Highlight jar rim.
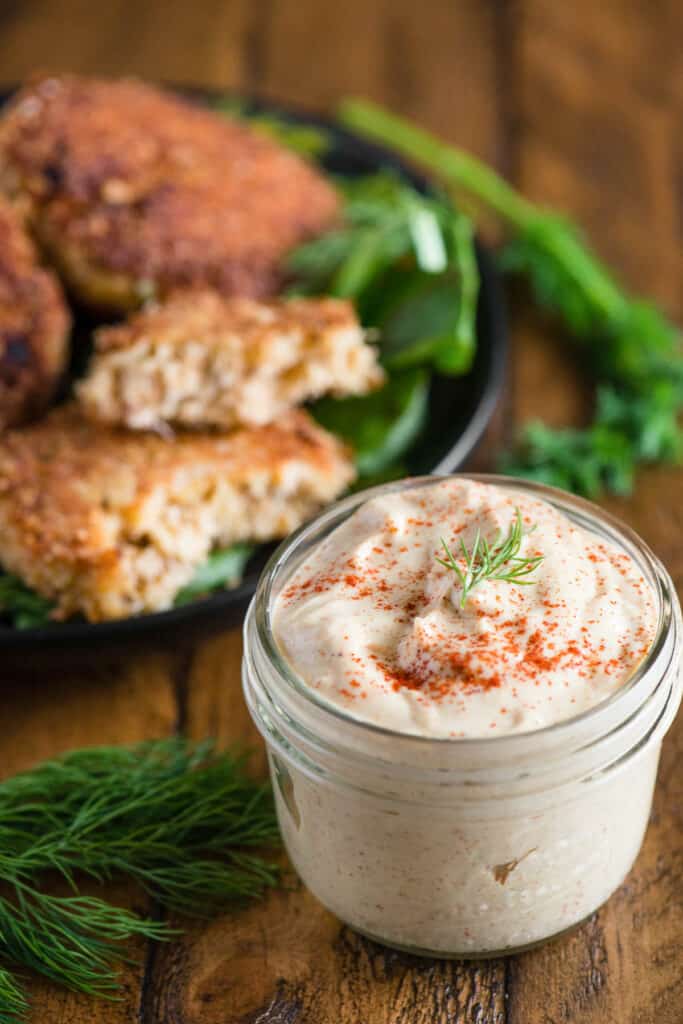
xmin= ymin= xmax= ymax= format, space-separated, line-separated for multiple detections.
xmin=253 ymin=473 xmax=674 ymax=749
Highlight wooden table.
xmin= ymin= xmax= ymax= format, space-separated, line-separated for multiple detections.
xmin=1 ymin=2 xmax=682 ymax=1021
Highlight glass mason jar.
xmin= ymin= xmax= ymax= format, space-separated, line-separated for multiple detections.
xmin=242 ymin=475 xmax=682 ymax=957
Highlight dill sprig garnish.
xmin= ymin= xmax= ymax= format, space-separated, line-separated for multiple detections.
xmin=437 ymin=509 xmax=544 ymax=608
xmin=0 ymin=739 xmax=280 ymax=1022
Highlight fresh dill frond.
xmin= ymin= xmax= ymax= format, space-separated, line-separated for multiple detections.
xmin=0 ymin=739 xmax=280 ymax=1020
xmin=0 ymin=889 xmax=171 ymax=997
xmin=0 ymin=964 xmax=29 ymax=1024
xmin=437 ymin=509 xmax=544 ymax=608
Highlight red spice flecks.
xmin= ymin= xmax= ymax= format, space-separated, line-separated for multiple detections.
xmin=375 ymin=649 xmax=502 ymax=698
xmin=278 ymin=482 xmax=656 ymax=713
xmin=524 ymin=630 xmax=557 ymax=673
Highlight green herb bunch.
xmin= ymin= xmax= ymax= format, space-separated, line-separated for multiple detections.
xmin=289 ymin=172 xmax=479 ymax=477
xmin=338 ymin=99 xmax=683 ymax=498
xmin=0 ymin=739 xmax=279 ymax=1023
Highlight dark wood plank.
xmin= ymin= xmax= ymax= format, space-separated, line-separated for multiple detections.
xmin=255 ymin=0 xmax=502 ymax=163
xmin=515 ymin=0 xmax=683 ymax=309
xmin=0 ymin=0 xmax=252 ymax=87
xmin=147 ymin=891 xmax=506 ymax=1023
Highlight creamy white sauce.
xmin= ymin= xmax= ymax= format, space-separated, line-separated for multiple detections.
xmin=273 ymin=478 xmax=657 ymax=737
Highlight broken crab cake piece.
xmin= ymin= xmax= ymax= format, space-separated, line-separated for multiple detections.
xmin=77 ymin=291 xmax=384 ymax=431
xmin=0 ymin=74 xmax=339 ymax=311
xmin=0 ymin=194 xmax=70 ymax=430
xmin=0 ymin=405 xmax=355 ymax=622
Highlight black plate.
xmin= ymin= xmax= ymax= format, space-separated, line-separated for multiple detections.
xmin=0 ymin=89 xmax=507 ymax=667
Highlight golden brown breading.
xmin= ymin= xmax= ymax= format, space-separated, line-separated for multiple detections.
xmin=0 ymin=405 xmax=355 ymax=621
xmin=77 ymin=290 xmax=384 ymax=431
xmin=0 ymin=195 xmax=70 ymax=429
xmin=0 ymin=75 xmax=339 ymax=311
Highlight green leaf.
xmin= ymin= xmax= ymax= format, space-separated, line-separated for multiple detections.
xmin=350 ymin=461 xmax=408 ymax=492
xmin=213 ymin=97 xmax=330 ymax=158
xmin=311 ymin=369 xmax=429 ymax=476
xmin=330 ymin=225 xmax=405 ymax=299
xmin=288 ymin=170 xmax=479 ymax=379
xmin=377 ymin=269 xmax=474 ymax=375
xmin=286 ymin=230 xmax=355 ymax=291
xmin=447 ymin=213 xmax=479 ymax=374
xmin=174 ymin=544 xmax=255 ymax=605
xmin=499 ymin=215 xmax=623 ymax=335
xmin=0 ymin=574 xmax=54 ymax=629
xmin=0 ymin=545 xmax=255 ymax=630
xmin=407 ymin=204 xmax=448 ymax=272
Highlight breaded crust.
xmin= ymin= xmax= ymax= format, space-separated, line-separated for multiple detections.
xmin=78 ymin=290 xmax=384 ymax=431
xmin=0 ymin=405 xmax=355 ymax=621
xmin=0 ymin=195 xmax=70 ymax=429
xmin=0 ymin=75 xmax=339 ymax=311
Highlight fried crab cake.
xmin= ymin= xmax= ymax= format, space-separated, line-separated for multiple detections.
xmin=0 ymin=75 xmax=339 ymax=311
xmin=0 ymin=405 xmax=354 ymax=621
xmin=0 ymin=195 xmax=70 ymax=429
xmin=77 ymin=291 xmax=384 ymax=431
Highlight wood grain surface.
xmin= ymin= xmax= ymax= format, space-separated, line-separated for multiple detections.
xmin=0 ymin=2 xmax=681 ymax=1022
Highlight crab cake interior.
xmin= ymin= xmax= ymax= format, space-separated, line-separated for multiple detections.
xmin=0 ymin=406 xmax=355 ymax=622
xmin=0 ymin=75 xmax=339 ymax=312
xmin=0 ymin=196 xmax=70 ymax=430
xmin=78 ymin=291 xmax=384 ymax=431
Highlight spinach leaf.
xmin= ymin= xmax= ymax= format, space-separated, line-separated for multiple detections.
xmin=373 ymin=269 xmax=473 ymax=374
xmin=174 ymin=545 xmax=255 ymax=605
xmin=0 ymin=574 xmax=54 ymax=630
xmin=288 ymin=172 xmax=479 ymax=377
xmin=214 ymin=98 xmax=331 ymax=158
xmin=310 ymin=369 xmax=429 ymax=476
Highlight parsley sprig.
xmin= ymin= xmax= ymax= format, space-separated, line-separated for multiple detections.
xmin=437 ymin=509 xmax=544 ymax=608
